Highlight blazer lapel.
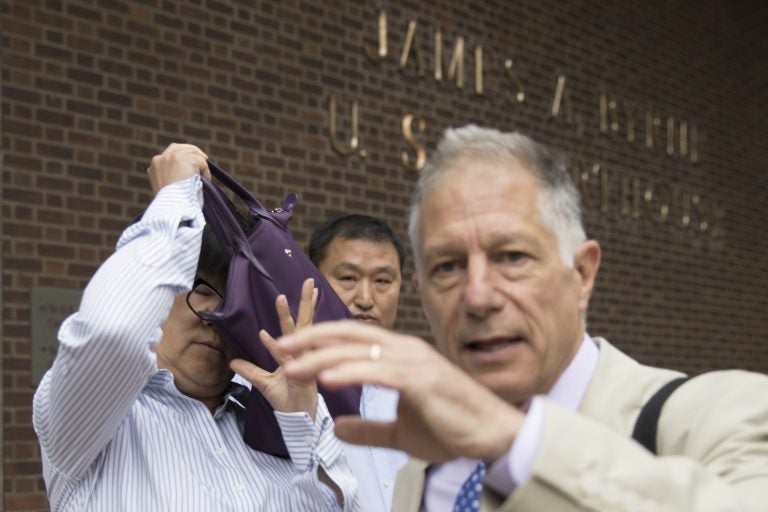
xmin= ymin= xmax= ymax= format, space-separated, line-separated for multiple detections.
xmin=392 ymin=458 xmax=430 ymax=512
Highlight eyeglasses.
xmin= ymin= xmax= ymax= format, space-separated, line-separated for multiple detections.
xmin=186 ymin=277 xmax=223 ymax=320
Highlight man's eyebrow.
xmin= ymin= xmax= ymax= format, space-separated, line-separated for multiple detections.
xmin=423 ymin=231 xmax=540 ymax=258
xmin=332 ymin=261 xmax=399 ymax=277
xmin=422 ymin=242 xmax=464 ymax=259
xmin=372 ymin=266 xmax=399 ymax=277
xmin=330 ymin=261 xmax=361 ymax=272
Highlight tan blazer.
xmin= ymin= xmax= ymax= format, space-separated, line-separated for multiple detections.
xmin=392 ymin=338 xmax=768 ymax=512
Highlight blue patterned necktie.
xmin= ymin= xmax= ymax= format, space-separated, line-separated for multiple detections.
xmin=453 ymin=462 xmax=487 ymax=512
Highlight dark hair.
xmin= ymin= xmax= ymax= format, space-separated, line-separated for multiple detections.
xmin=196 ymin=225 xmax=231 ymax=288
xmin=196 ymin=194 xmax=249 ymax=289
xmin=309 ymin=214 xmax=406 ymax=271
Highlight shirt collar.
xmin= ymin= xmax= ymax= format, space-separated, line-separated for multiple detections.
xmin=546 ymin=332 xmax=600 ymax=411
xmin=148 ymin=369 xmax=249 ymax=417
xmin=225 ymin=382 xmax=250 ymax=409
xmin=213 ymin=382 xmax=250 ymax=419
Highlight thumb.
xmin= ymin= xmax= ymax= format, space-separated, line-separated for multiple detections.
xmin=230 ymin=358 xmax=273 ymax=396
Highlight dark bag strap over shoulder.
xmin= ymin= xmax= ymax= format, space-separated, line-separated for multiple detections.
xmin=632 ymin=376 xmax=691 ymax=454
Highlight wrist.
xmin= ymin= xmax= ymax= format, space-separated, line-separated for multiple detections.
xmin=287 ymin=385 xmax=318 ymax=421
xmin=482 ymin=404 xmax=524 ymax=463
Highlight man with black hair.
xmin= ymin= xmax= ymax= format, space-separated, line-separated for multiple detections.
xmin=309 ymin=214 xmax=406 ymax=330
xmin=309 ymin=214 xmax=409 ymax=511
xmin=33 ymin=144 xmax=362 ymax=511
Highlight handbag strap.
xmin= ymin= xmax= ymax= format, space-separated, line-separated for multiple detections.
xmin=631 ymin=376 xmax=690 ymax=454
xmin=201 ymin=172 xmax=273 ymax=280
xmin=207 ymin=160 xmax=271 ymax=217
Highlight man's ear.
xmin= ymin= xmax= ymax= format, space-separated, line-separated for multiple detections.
xmin=573 ymin=240 xmax=601 ymax=312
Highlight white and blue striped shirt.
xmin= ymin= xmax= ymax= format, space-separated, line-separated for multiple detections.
xmin=33 ymin=176 xmax=361 ymax=511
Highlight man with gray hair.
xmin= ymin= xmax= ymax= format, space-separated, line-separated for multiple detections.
xmin=277 ymin=125 xmax=768 ymax=511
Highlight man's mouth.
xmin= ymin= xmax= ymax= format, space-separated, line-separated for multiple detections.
xmin=196 ymin=341 xmax=226 ymax=355
xmin=354 ymin=314 xmax=379 ymax=325
xmin=463 ymin=337 xmax=524 ymax=352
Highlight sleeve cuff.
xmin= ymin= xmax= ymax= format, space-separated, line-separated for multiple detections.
xmin=486 ymin=395 xmax=545 ymax=495
xmin=275 ymin=395 xmax=342 ymax=471
xmin=118 ymin=175 xmax=204 ymax=249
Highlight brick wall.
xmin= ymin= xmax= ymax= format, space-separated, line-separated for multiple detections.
xmin=2 ymin=0 xmax=766 ymax=509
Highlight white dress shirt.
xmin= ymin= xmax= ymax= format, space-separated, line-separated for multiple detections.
xmin=33 ymin=176 xmax=362 ymax=511
xmin=422 ymin=334 xmax=600 ymax=511
xmin=342 ymin=384 xmax=409 ymax=511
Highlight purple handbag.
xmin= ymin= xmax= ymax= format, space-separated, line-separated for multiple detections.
xmin=200 ymin=160 xmax=360 ymax=457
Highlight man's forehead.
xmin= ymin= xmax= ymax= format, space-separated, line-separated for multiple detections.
xmin=417 ymin=167 xmax=547 ymax=253
xmin=439 ymin=152 xmax=530 ymax=179
xmin=423 ymin=157 xmax=538 ymax=205
xmin=329 ymin=236 xmax=398 ymax=254
xmin=325 ymin=237 xmax=401 ymax=267
xmin=420 ymin=163 xmax=539 ymax=214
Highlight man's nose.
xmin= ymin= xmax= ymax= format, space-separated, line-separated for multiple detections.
xmin=354 ymin=280 xmax=374 ymax=310
xmin=464 ymin=259 xmax=503 ymax=318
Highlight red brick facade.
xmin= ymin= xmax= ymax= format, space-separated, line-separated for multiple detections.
xmin=2 ymin=1 xmax=766 ymax=509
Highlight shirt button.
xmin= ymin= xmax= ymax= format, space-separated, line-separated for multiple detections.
xmin=303 ymin=435 xmax=314 ymax=445
xmin=233 ymin=483 xmax=244 ymax=492
xmin=383 ymin=481 xmax=390 ymax=488
xmin=214 ymin=447 xmax=225 ymax=456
